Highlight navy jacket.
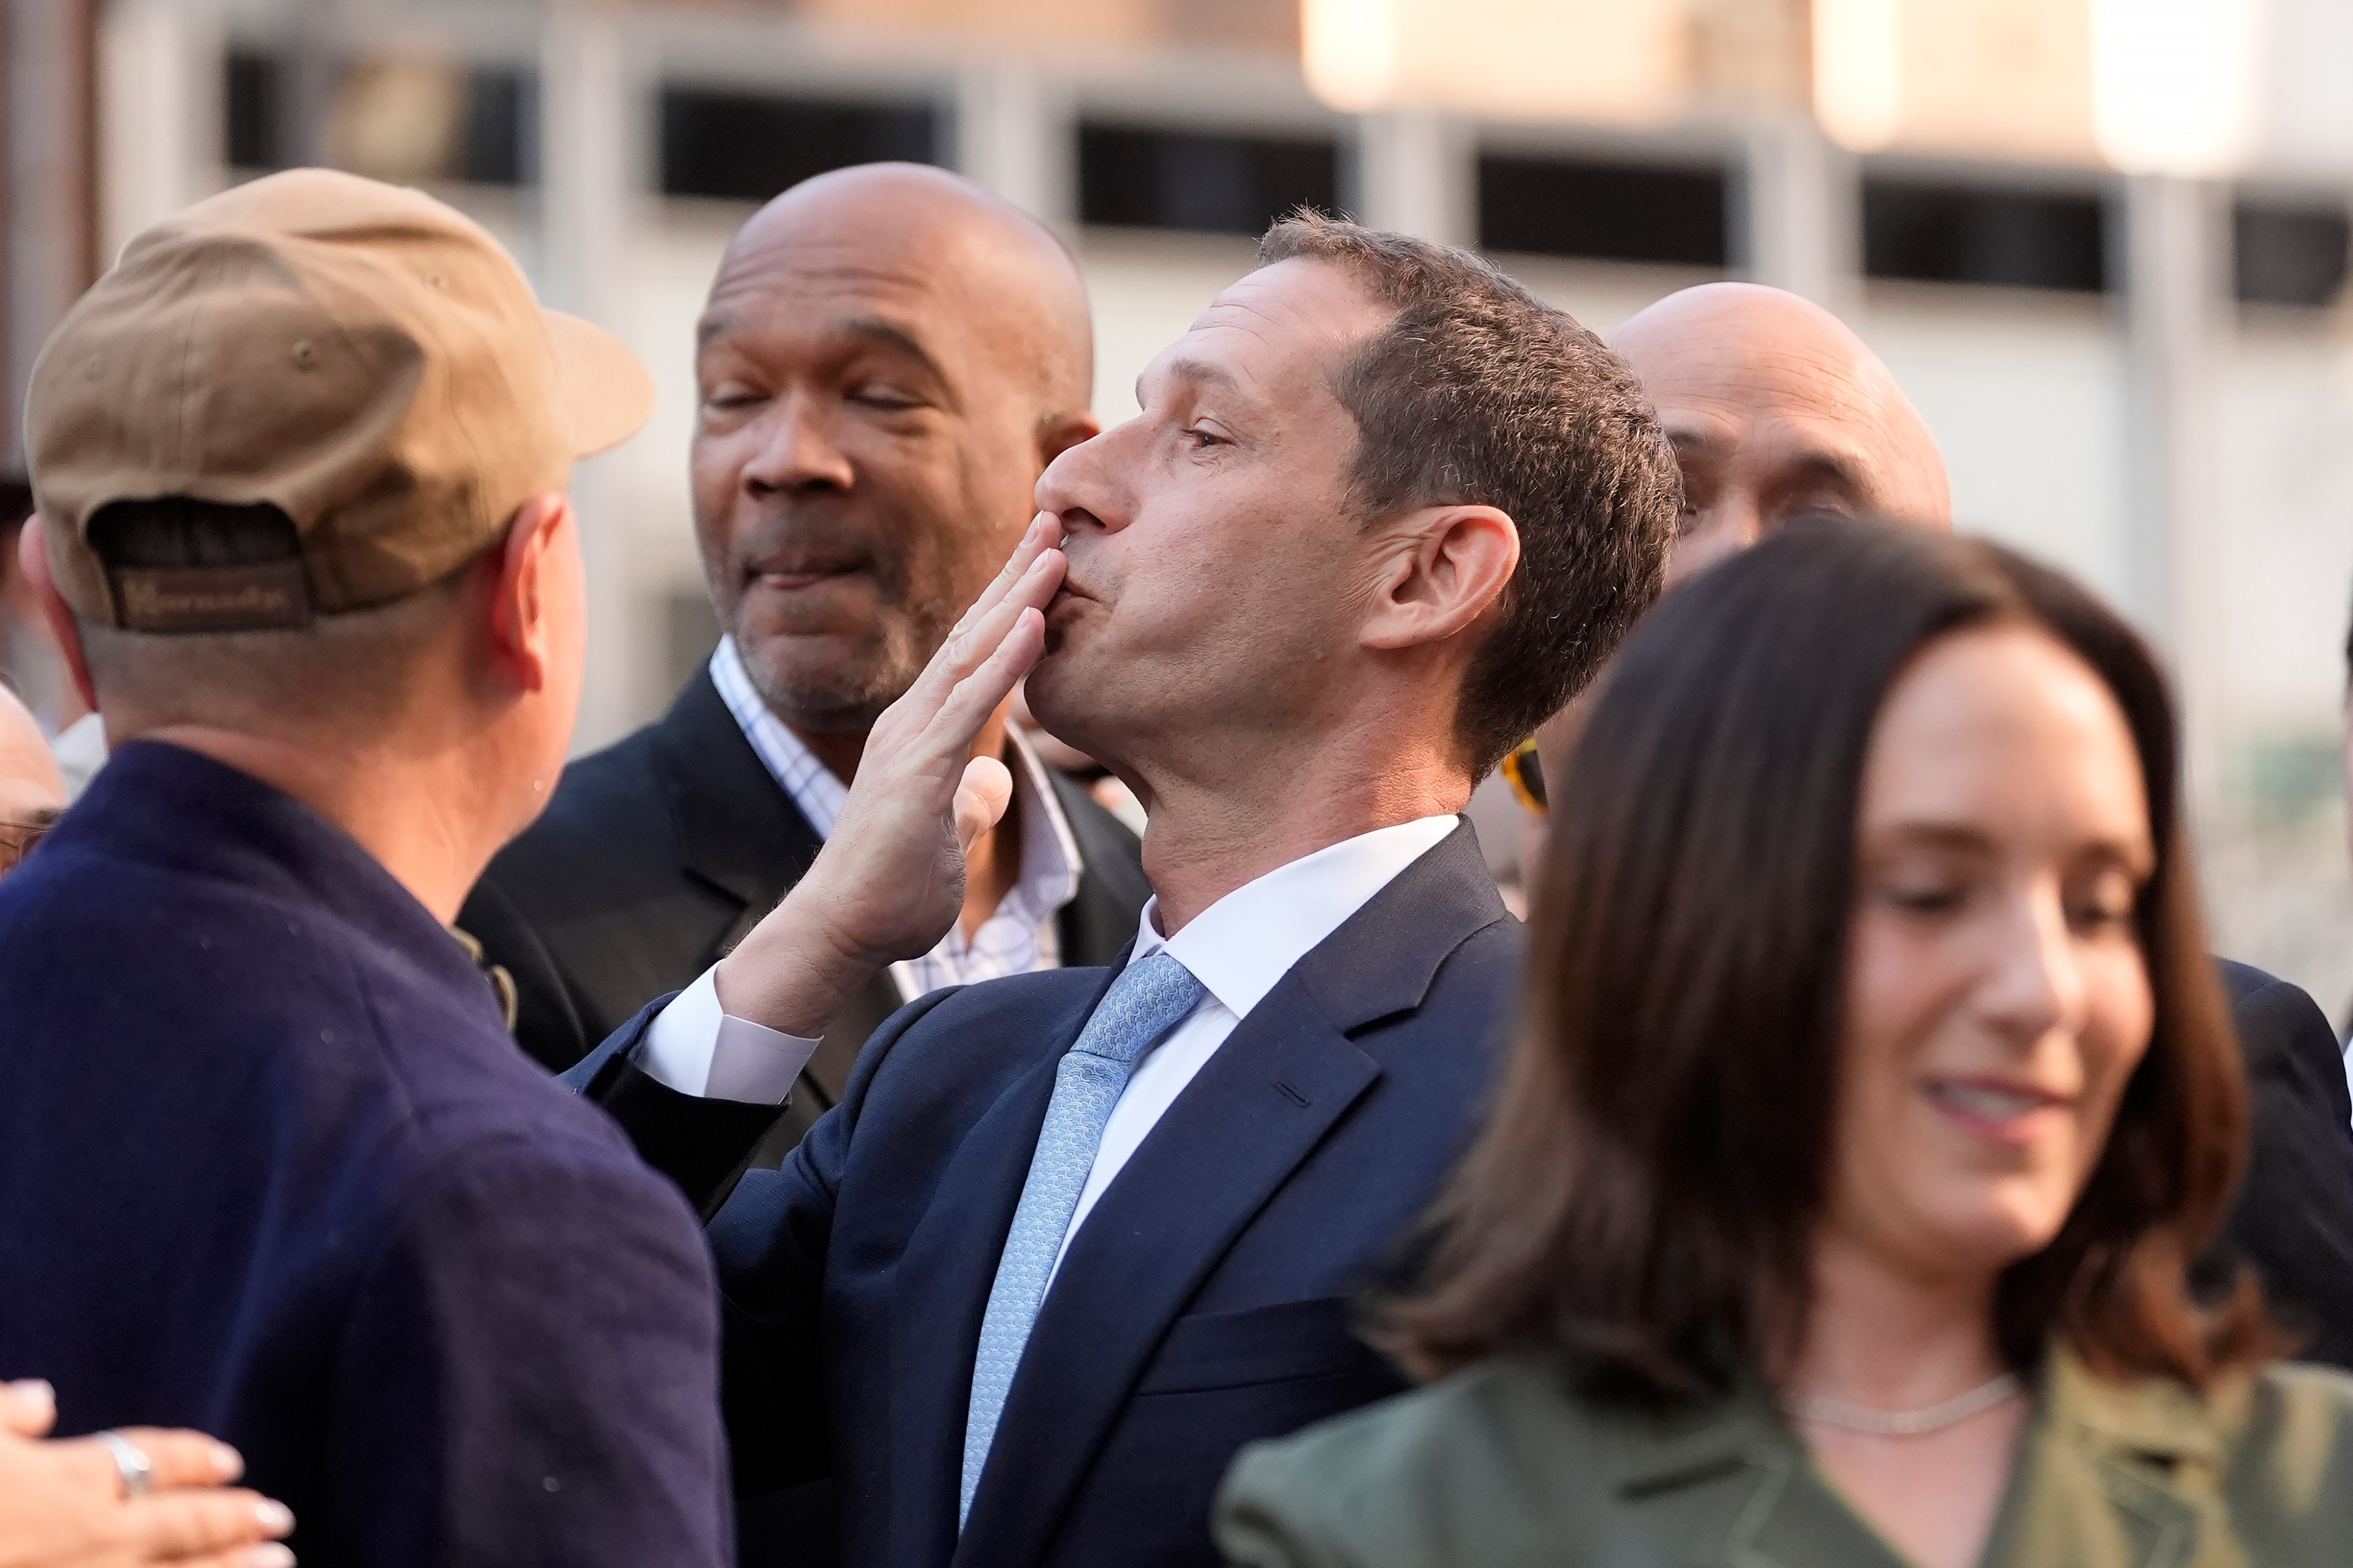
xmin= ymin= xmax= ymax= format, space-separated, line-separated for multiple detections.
xmin=574 ymin=823 xmax=1517 ymax=1568
xmin=0 ymin=741 xmax=730 ymax=1568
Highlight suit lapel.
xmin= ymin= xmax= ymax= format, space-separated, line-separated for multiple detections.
xmin=955 ymin=822 xmax=1509 ymax=1565
xmin=1601 ymin=1386 xmax=1909 ymax=1568
xmin=882 ymin=968 xmax=1120 ymax=1568
xmin=1048 ymin=771 xmax=1153 ymax=969
xmin=1977 ymin=1350 xmax=2219 ymax=1568
xmin=649 ymin=665 xmax=825 ymax=944
xmin=955 ymin=985 xmax=1381 ymax=1566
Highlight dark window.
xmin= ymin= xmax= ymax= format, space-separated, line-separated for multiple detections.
xmin=1477 ymin=154 xmax=1727 ymax=268
xmin=1077 ymin=123 xmax=1339 ymax=235
xmin=226 ymin=49 xmax=282 ymax=170
xmin=224 ymin=52 xmax=532 ymax=185
xmin=1863 ymin=179 xmax=2107 ymax=292
xmin=658 ymin=88 xmax=939 ymax=202
xmin=461 ymin=67 xmax=536 ymax=187
xmin=2234 ymin=199 xmax=2350 ymax=308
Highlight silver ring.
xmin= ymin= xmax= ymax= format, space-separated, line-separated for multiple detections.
xmin=95 ymin=1431 xmax=152 ymax=1499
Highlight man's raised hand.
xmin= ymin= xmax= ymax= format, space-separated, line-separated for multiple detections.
xmin=712 ymin=515 xmax=1067 ymax=1037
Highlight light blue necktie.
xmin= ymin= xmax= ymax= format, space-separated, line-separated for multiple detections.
xmin=959 ymin=950 xmax=1208 ymax=1526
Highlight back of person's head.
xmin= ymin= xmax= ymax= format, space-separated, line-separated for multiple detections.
xmin=22 ymin=169 xmax=650 ymax=758
xmin=1254 ymin=216 xmax=1679 ymax=776
xmin=1387 ymin=515 xmax=2256 ymax=1397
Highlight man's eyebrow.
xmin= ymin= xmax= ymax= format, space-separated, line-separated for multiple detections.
xmin=1137 ymin=357 xmax=1249 ymax=409
xmin=693 ymin=313 xmax=947 ymax=385
xmin=1777 ymin=449 xmax=1870 ymax=491
xmin=839 ymin=316 xmax=948 ymax=381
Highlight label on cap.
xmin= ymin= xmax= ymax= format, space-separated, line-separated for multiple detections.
xmin=110 ymin=562 xmax=314 ymax=634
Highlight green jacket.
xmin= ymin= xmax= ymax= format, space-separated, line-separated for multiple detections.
xmin=1214 ymin=1347 xmax=2353 ymax=1567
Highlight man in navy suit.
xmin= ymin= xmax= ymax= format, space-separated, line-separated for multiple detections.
xmin=571 ymin=216 xmax=1681 ymax=1567
xmin=0 ymin=171 xmax=729 ymax=1567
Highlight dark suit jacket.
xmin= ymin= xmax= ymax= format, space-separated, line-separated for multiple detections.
xmin=459 ymin=663 xmax=1151 ymax=1153
xmin=0 ymin=741 xmax=728 ymax=1568
xmin=572 ymin=824 xmax=1517 ymax=1568
xmin=2213 ymin=960 xmax=2353 ymax=1368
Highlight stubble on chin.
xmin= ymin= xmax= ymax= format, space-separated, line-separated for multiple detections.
xmin=726 ymin=600 xmax=947 ymax=735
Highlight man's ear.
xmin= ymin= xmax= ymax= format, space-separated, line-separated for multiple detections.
xmin=485 ymin=490 xmax=572 ymax=694
xmin=1360 ymin=504 xmax=1521 ymax=653
xmin=17 ymin=517 xmax=99 ymax=714
xmin=1037 ymin=411 xmax=1102 ymax=470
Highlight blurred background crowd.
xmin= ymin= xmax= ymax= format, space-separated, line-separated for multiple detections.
xmin=2 ymin=0 xmax=2351 ymax=1004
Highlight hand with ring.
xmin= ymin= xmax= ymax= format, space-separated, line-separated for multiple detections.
xmin=0 ymin=1380 xmax=295 ymax=1567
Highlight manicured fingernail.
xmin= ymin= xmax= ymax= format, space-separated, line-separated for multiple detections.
xmin=246 ymin=1544 xmax=295 ymax=1567
xmin=254 ymin=1500 xmax=294 ymax=1534
xmin=7 ymin=1379 xmax=53 ymax=1406
xmin=210 ymin=1441 xmax=243 ymax=1479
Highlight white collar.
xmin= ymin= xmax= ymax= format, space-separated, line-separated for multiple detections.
xmin=1130 ymin=814 xmax=1461 ymax=1020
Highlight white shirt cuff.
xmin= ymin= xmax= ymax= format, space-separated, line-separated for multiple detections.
xmin=635 ymin=966 xmax=821 ymax=1105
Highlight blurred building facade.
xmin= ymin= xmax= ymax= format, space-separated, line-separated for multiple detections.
xmin=6 ymin=0 xmax=2353 ymax=1006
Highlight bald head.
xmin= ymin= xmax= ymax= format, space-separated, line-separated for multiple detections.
xmin=691 ymin=162 xmax=1101 ymax=734
xmin=1612 ymin=282 xmax=1949 ymax=586
xmin=709 ymin=162 xmax=1093 ymax=426
xmin=0 ymin=684 xmax=63 ymax=876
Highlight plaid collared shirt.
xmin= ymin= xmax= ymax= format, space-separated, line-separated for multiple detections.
xmin=709 ymin=637 xmax=1083 ymax=1001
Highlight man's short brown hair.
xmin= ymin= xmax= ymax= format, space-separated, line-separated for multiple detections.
xmin=1256 ymin=214 xmax=1679 ymax=775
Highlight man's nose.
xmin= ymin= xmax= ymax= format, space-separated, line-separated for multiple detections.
xmin=1034 ymin=422 xmax=1132 ymax=536
xmin=744 ymin=392 xmax=854 ymax=494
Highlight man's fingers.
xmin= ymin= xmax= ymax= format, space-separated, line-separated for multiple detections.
xmin=109 ymin=1427 xmax=246 ymax=1489
xmin=952 ymin=757 xmax=1015 ymax=854
xmin=892 ymin=547 xmax=1064 ymax=729
xmin=928 ymin=607 xmax=1047 ymax=756
xmin=0 ymin=1377 xmax=56 ymax=1436
xmin=125 ymin=1488 xmax=294 ymax=1562
xmin=948 ymin=512 xmax=1059 ymax=643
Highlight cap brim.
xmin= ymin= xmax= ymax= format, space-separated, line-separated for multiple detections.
xmin=543 ymin=309 xmax=654 ymax=458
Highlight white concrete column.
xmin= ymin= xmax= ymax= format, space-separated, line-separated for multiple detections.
xmin=955 ymin=64 xmax=1071 ymax=227
xmin=97 ymin=0 xmax=221 ymax=261
xmin=2120 ymin=173 xmax=2227 ymax=814
xmin=539 ymin=0 xmax=642 ymax=752
xmin=1353 ymin=110 xmax=1472 ymax=245
xmin=9 ymin=0 xmax=97 ymax=464
xmin=1741 ymin=112 xmax=1860 ymax=317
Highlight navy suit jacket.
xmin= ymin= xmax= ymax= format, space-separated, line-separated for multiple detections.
xmin=0 ymin=742 xmax=730 ymax=1568
xmin=572 ymin=822 xmax=1517 ymax=1568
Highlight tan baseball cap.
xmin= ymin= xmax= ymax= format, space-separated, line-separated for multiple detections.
xmin=25 ymin=167 xmax=652 ymax=632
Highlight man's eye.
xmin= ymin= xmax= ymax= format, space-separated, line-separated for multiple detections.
xmin=1183 ymin=425 xmax=1226 ymax=449
xmin=703 ymin=387 xmax=764 ymax=411
xmin=851 ymin=385 xmax=921 ymax=411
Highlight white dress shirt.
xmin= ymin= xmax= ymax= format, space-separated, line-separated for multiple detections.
xmin=638 ymin=638 xmax=1086 ymax=1100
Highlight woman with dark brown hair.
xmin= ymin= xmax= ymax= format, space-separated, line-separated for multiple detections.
xmin=1215 ymin=517 xmax=2353 ymax=1568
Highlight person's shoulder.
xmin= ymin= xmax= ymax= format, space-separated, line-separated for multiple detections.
xmin=2237 ymin=1358 xmax=2353 ymax=1444
xmin=901 ymin=966 xmax=1113 ymax=1033
xmin=1218 ymin=1356 xmax=1605 ymax=1566
xmin=2211 ymin=951 xmax=2324 ymax=1026
xmin=2215 ymin=958 xmax=2340 ymax=1085
xmin=374 ymin=1097 xmax=712 ymax=1283
xmin=2211 ymin=1360 xmax=2353 ymax=1538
